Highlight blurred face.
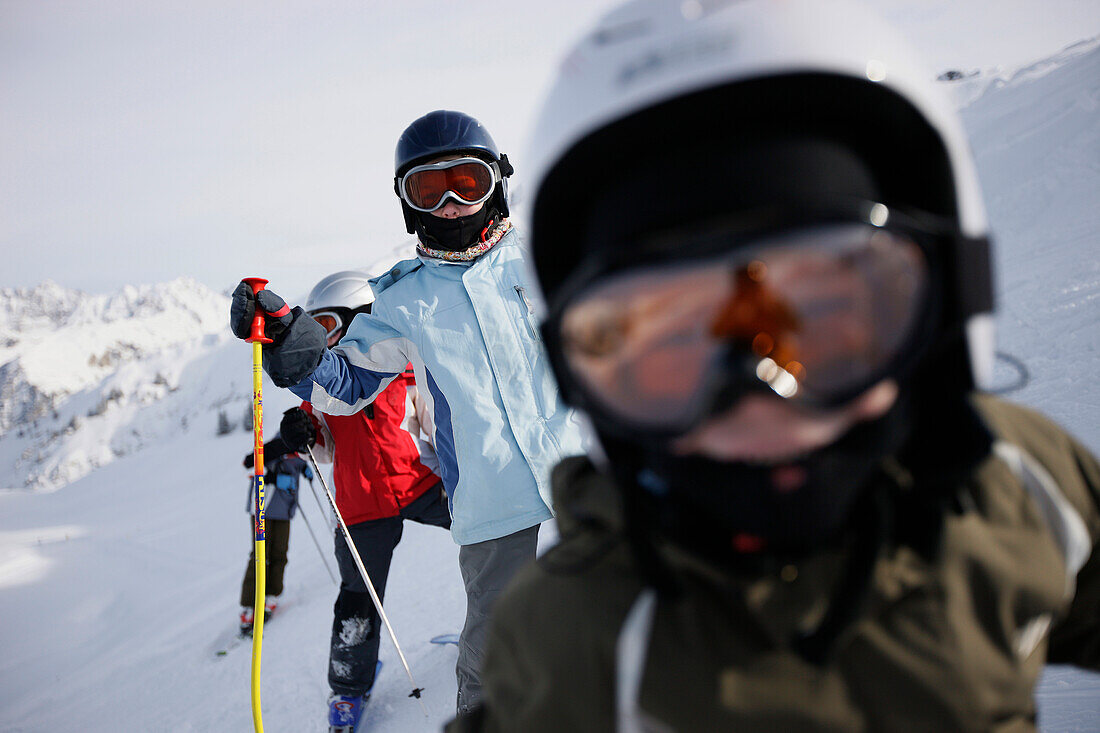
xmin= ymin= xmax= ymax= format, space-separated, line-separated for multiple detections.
xmin=671 ymin=379 xmax=898 ymax=464
xmin=424 ymin=154 xmax=487 ymax=219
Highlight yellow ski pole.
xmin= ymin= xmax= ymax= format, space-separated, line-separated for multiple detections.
xmin=242 ymin=276 xmax=272 ymax=733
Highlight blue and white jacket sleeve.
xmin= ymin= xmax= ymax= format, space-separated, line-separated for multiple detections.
xmin=288 ymin=314 xmax=409 ymax=416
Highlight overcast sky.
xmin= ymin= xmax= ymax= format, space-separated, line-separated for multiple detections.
xmin=1 ymin=0 xmax=1097 ymax=296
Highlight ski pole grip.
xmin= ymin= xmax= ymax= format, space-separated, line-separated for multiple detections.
xmin=242 ymin=277 xmax=274 ymax=344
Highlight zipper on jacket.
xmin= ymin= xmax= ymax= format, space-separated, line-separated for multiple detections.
xmin=510 ymin=283 xmax=547 ymax=419
xmin=514 ymin=286 xmax=539 ymax=340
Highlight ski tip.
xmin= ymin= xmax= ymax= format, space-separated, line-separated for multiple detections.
xmin=430 ymin=633 xmax=460 ymax=645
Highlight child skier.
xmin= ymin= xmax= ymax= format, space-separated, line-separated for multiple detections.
xmin=229 ymin=111 xmax=587 ymax=714
xmin=238 ymin=435 xmax=313 ymax=634
xmin=276 ymin=269 xmax=451 ymax=731
xmin=447 ymin=1 xmax=1100 ymax=731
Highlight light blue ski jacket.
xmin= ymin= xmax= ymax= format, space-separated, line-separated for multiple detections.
xmin=289 ymin=227 xmax=587 ymax=544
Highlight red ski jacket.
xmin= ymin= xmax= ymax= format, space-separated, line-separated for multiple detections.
xmin=302 ymin=367 xmax=441 ymax=526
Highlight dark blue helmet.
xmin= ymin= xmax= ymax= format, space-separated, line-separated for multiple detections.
xmin=395 ymin=110 xmax=504 ymax=175
xmin=394 ymin=110 xmax=514 ymax=234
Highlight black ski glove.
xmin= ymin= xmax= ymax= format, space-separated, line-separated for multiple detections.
xmin=229 ymin=281 xmax=327 ymax=387
xmin=280 ymin=407 xmax=317 ymax=452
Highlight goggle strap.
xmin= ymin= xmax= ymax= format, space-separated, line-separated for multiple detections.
xmin=953 ymin=235 xmax=993 ymax=318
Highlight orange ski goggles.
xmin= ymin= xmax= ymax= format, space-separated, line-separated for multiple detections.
xmin=398 ymin=157 xmax=499 ymax=212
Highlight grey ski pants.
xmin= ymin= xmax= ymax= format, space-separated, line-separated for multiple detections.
xmin=456 ymin=523 xmax=540 ymax=715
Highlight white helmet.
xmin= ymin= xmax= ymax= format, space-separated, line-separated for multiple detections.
xmin=525 ymin=0 xmax=994 ymax=388
xmin=305 ymin=270 xmax=375 ymax=313
xmin=304 ymin=270 xmax=375 ymax=340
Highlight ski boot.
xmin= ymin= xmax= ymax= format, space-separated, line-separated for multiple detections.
xmin=238 ymin=606 xmax=254 ymax=636
xmin=264 ymin=595 xmax=278 ymax=621
xmin=327 ymin=693 xmax=366 ymax=733
xmin=328 ymin=661 xmax=382 ymax=732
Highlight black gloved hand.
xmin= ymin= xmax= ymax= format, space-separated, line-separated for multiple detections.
xmin=230 ymin=282 xmax=295 ymax=343
xmin=229 ymin=281 xmax=327 ymax=387
xmin=280 ymin=407 xmax=317 ymax=452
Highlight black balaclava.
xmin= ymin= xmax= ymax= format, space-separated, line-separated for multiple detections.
xmin=414 ymin=203 xmax=499 ymax=252
xmin=579 ymin=138 xmax=916 ymax=564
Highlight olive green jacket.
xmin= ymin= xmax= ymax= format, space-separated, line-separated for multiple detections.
xmin=448 ymin=396 xmax=1100 ymax=732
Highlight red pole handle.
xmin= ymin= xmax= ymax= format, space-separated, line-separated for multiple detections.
xmin=242 ymin=277 xmax=274 ymax=344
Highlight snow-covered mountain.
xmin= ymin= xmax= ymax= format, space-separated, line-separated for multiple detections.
xmin=0 ymin=37 xmax=1097 ymax=733
xmin=0 ymin=278 xmax=251 ymax=490
xmin=0 ymin=235 xmax=423 ymax=493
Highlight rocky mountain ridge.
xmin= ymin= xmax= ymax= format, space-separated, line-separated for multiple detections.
xmin=0 ymin=277 xmax=261 ymax=489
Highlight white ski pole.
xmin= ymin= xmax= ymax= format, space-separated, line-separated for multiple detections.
xmin=304 ymin=445 xmax=429 ymax=714
xmin=307 ymin=477 xmax=336 ymax=532
xmin=295 ymin=498 xmax=338 ymax=585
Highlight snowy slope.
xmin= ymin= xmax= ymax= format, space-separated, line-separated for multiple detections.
xmin=0 ymin=428 xmax=464 ymax=731
xmin=0 ymin=39 xmax=1098 ymax=733
xmin=963 ymin=40 xmax=1100 ymax=449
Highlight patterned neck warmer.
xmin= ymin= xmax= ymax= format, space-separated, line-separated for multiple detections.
xmin=417 ymin=219 xmax=512 ymax=262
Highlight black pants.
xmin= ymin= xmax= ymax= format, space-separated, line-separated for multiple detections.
xmin=240 ymin=517 xmax=291 ymax=607
xmin=329 ymin=483 xmax=451 ymax=696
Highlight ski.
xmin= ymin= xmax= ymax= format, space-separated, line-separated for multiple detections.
xmin=214 ymin=631 xmax=250 ymax=658
xmin=430 ymin=633 xmax=460 ymax=646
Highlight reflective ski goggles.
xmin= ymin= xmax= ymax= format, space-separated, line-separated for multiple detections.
xmin=397 ymin=157 xmax=500 ymax=212
xmin=309 ymin=309 xmax=346 ymax=340
xmin=542 ymin=206 xmax=940 ymax=437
